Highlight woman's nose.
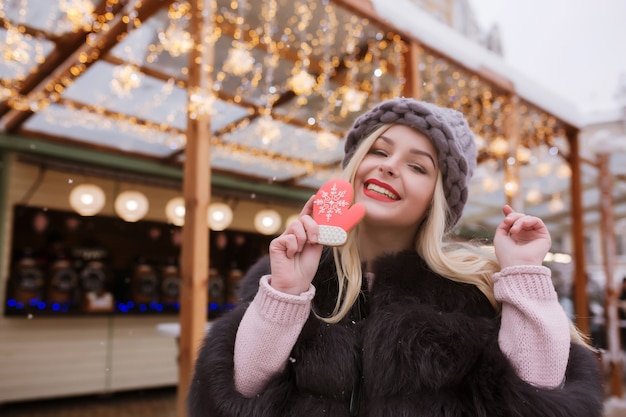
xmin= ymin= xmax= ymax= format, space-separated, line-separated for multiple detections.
xmin=378 ymin=162 xmax=397 ymax=177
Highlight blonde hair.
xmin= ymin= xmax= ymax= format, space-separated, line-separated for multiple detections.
xmin=320 ymin=123 xmax=591 ymax=348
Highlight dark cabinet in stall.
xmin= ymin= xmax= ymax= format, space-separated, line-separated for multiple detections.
xmin=4 ymin=205 xmax=271 ymax=317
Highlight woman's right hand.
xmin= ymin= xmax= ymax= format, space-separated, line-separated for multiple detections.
xmin=268 ymin=196 xmax=323 ymax=295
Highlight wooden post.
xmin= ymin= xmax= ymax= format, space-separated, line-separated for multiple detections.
xmin=503 ymin=95 xmax=521 ymax=210
xmin=598 ymin=152 xmax=623 ymax=398
xmin=403 ymin=40 xmax=423 ymax=99
xmin=177 ymin=0 xmax=215 ymax=416
xmin=568 ymin=128 xmax=590 ymax=336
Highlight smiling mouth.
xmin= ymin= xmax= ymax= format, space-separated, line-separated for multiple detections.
xmin=365 ymin=183 xmax=399 ymax=200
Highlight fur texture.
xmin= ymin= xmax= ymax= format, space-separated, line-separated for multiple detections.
xmin=188 ymin=249 xmax=603 ymax=417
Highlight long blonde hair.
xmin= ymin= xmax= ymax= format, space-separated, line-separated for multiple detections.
xmin=321 ymin=124 xmax=591 ymax=347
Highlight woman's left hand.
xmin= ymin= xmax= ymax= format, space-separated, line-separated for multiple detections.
xmin=493 ymin=205 xmax=552 ymax=269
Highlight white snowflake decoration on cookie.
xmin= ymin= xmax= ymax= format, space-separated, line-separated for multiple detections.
xmin=314 ymin=182 xmax=350 ymax=223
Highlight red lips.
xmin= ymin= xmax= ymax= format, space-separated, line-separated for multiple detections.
xmin=363 ymin=178 xmax=400 ymax=202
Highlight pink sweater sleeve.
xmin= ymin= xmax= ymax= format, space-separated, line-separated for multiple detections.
xmin=233 ymin=275 xmax=315 ymax=397
xmin=494 ymin=265 xmax=570 ymax=388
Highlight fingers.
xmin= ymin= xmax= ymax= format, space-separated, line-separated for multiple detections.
xmin=499 ymin=205 xmax=545 ymax=235
xmin=285 ymin=214 xmax=318 ymax=245
xmin=286 ymin=195 xmax=320 ymax=244
xmin=299 ymin=194 xmax=317 ymax=217
xmin=271 ymin=198 xmax=320 ymax=259
xmin=502 ymin=204 xmax=514 ymax=216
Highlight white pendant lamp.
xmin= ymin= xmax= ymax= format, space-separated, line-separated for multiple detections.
xmin=165 ymin=197 xmax=185 ymax=226
xmin=115 ymin=191 xmax=149 ymax=222
xmin=254 ymin=209 xmax=281 ymax=235
xmin=207 ymin=202 xmax=233 ymax=231
xmin=69 ymin=184 xmax=106 ymax=216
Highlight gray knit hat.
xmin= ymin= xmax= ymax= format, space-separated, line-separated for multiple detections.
xmin=342 ymin=97 xmax=477 ymax=230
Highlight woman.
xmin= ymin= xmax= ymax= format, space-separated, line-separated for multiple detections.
xmin=188 ymin=98 xmax=603 ymax=416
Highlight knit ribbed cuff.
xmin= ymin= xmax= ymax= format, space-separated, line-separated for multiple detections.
xmin=493 ymin=265 xmax=556 ymax=301
xmin=253 ymin=275 xmax=315 ymax=324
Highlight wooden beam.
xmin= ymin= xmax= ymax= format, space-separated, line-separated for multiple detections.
xmin=568 ymin=128 xmax=590 ymax=336
xmin=332 ymin=0 xmax=378 ymax=21
xmin=332 ymin=0 xmax=510 ymax=92
xmin=403 ymin=40 xmax=423 ymax=99
xmin=598 ymin=152 xmax=623 ymax=397
xmin=177 ymin=0 xmax=214 ymax=415
xmin=478 ymin=65 xmax=515 ymax=94
xmin=0 ymin=0 xmax=171 ymax=132
xmin=0 ymin=0 xmax=116 ymax=117
xmin=503 ymin=95 xmax=522 ymax=209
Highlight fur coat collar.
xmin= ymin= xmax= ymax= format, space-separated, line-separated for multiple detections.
xmin=189 ymin=249 xmax=603 ymax=417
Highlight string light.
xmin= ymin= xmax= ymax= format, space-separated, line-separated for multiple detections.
xmin=287 ymin=69 xmax=317 ymax=96
xmin=257 ymin=114 xmax=281 ymax=146
xmin=222 ymin=0 xmax=255 ymax=76
xmin=223 ymin=47 xmax=255 ymax=76
xmin=525 ymin=187 xmax=542 ymax=205
xmin=159 ymin=2 xmax=194 ymax=58
xmin=59 ymin=0 xmax=95 ymax=32
xmin=0 ymin=2 xmax=568 ymax=148
xmin=316 ymin=131 xmax=339 ymax=151
xmin=188 ymin=87 xmax=216 ymax=119
xmin=0 ymin=0 xmax=571 ymax=207
xmin=340 ymin=86 xmax=367 ymax=114
xmin=111 ymin=64 xmax=142 ymax=97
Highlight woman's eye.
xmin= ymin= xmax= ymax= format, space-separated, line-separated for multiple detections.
xmin=410 ymin=164 xmax=426 ymax=174
xmin=371 ymin=149 xmax=387 ymax=157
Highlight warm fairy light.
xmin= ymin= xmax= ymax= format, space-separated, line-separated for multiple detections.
xmin=557 ymin=163 xmax=572 ymax=178
xmin=341 ymin=87 xmax=367 ymax=113
xmin=111 ymin=64 xmax=142 ymax=97
xmin=60 ymin=0 xmax=95 ymax=31
xmin=0 ymin=0 xmax=569 ymax=200
xmin=159 ymin=21 xmax=194 ymax=57
xmin=516 ymin=146 xmax=532 ymax=164
xmin=548 ymin=194 xmax=565 ymax=213
xmin=188 ymin=87 xmax=216 ymax=119
xmin=223 ymin=0 xmax=255 ymax=76
xmin=504 ymin=180 xmax=519 ymax=197
xmin=257 ymin=115 xmax=281 ymax=145
xmin=316 ymin=131 xmax=339 ymax=151
xmin=525 ymin=188 xmax=542 ymax=205
xmin=544 ymin=252 xmax=572 ymax=264
xmin=288 ymin=69 xmax=317 ymax=96
xmin=223 ymin=46 xmax=255 ymax=76
xmin=488 ymin=136 xmax=509 ymax=157
xmin=1 ymin=25 xmax=33 ymax=65
xmin=537 ymin=162 xmax=552 ymax=177
xmin=482 ymin=176 xmax=498 ymax=193
xmin=0 ymin=85 xmax=14 ymax=101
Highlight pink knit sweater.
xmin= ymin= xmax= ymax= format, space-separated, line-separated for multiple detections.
xmin=233 ymin=265 xmax=570 ymax=397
